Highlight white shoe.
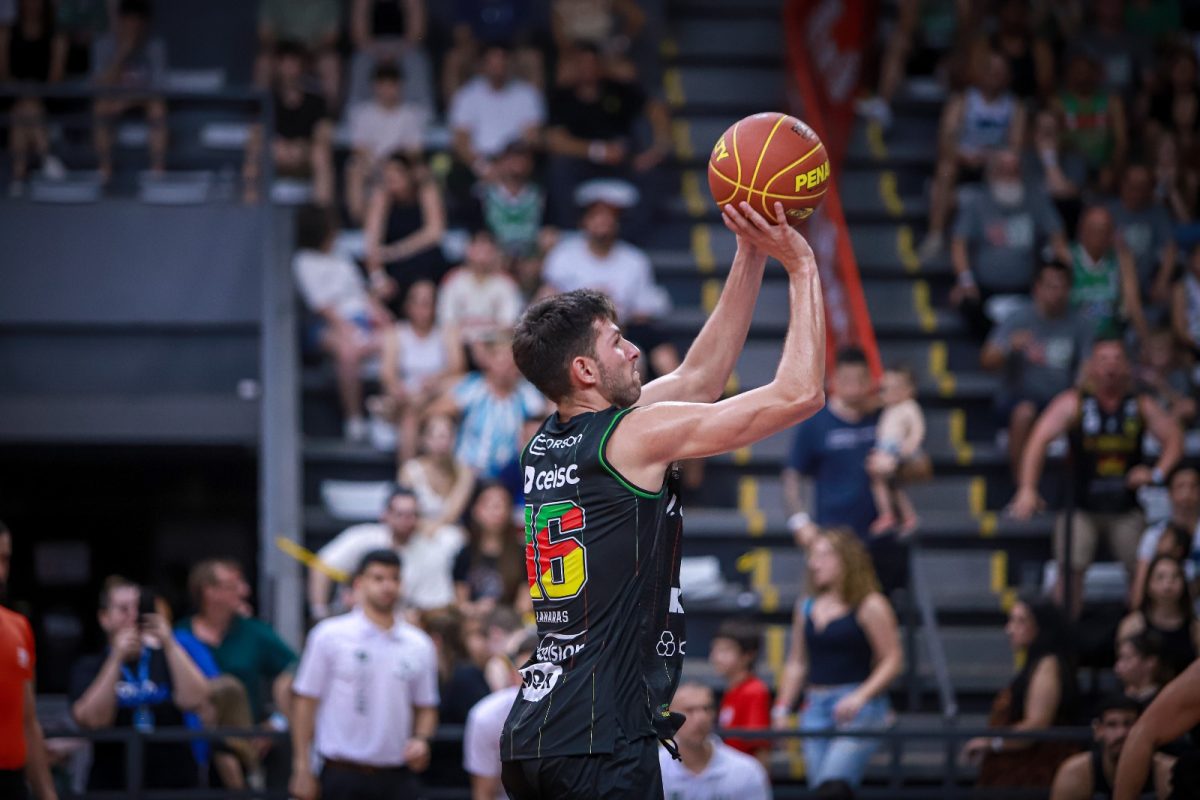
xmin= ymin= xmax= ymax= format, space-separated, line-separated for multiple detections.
xmin=856 ymin=96 xmax=893 ymax=128
xmin=41 ymin=155 xmax=66 ymax=180
xmin=343 ymin=417 xmax=369 ymax=443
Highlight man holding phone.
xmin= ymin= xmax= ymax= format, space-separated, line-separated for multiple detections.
xmin=69 ymin=577 xmax=210 ymax=792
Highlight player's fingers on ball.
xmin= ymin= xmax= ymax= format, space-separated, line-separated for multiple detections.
xmin=739 ymin=201 xmax=772 ymax=232
xmin=774 ymin=202 xmax=786 ymax=224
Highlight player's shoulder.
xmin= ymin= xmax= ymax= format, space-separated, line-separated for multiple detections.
xmin=0 ymin=606 xmax=33 ymax=642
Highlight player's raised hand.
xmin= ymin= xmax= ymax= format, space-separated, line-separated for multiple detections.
xmin=722 ymin=201 xmax=815 ymax=272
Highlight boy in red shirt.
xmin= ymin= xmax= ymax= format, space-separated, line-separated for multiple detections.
xmin=709 ymin=619 xmax=772 ymax=766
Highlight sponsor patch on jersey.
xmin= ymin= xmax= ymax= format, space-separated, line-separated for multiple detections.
xmin=528 ymin=433 xmax=584 ymax=457
xmin=524 ymin=464 xmax=580 ymax=493
xmin=535 ymin=631 xmax=586 ymax=663
xmin=519 ymin=662 xmax=563 ymax=701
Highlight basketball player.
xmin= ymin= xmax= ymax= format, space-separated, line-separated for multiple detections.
xmin=500 ymin=201 xmax=826 ymax=798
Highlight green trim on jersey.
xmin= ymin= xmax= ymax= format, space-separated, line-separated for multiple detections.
xmin=598 ymin=408 xmax=665 ymax=499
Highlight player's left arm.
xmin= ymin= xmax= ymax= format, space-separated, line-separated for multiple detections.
xmin=638 ymin=206 xmax=768 ymax=405
xmin=23 ymin=682 xmax=58 ymax=800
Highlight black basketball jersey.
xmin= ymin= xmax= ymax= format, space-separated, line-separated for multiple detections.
xmin=501 ymin=406 xmax=685 ymax=760
xmin=1069 ymin=392 xmax=1144 ymax=514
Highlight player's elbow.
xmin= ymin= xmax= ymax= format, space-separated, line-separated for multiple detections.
xmin=784 ymin=389 xmax=825 ymax=422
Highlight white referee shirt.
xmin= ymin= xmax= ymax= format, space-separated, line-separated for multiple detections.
xmin=659 ymin=736 xmax=773 ymax=800
xmin=463 ymin=686 xmax=519 ymax=797
xmin=293 ymin=608 xmax=439 ymax=766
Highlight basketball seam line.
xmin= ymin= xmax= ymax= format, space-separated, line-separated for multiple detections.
xmin=746 ymin=115 xmax=789 ymax=213
xmin=708 ymin=167 xmax=832 ymax=200
xmin=760 ymin=142 xmax=826 ymax=196
xmin=716 ymin=123 xmax=744 ymax=205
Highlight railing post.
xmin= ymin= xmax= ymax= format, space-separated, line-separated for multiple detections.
xmin=126 ymin=728 xmax=143 ymax=800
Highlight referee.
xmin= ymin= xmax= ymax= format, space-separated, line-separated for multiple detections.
xmin=289 ymin=550 xmax=439 ymax=800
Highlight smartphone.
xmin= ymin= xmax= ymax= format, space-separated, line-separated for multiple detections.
xmin=138 ymin=588 xmax=158 ymax=619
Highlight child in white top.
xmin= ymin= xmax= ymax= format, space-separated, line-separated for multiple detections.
xmin=868 ymin=367 xmax=926 ymax=536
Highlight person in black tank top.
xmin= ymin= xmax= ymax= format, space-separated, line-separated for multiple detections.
xmin=501 ymin=201 xmax=828 ymax=799
xmin=1009 ymin=338 xmax=1183 ymax=617
xmin=773 ymin=530 xmax=902 ymax=789
xmin=1117 ymin=555 xmax=1200 ymax=679
xmin=1049 ymin=695 xmax=1167 ymax=800
xmin=6 ymin=0 xmax=66 ymax=190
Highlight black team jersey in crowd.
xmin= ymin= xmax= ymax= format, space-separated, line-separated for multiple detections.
xmin=501 ymin=406 xmax=686 ymax=760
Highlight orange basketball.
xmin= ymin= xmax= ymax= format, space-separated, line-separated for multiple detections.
xmin=707 ymin=112 xmax=830 ymax=223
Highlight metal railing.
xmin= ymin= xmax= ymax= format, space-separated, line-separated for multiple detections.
xmin=41 ymin=721 xmax=1095 ymax=800
xmin=907 ymin=540 xmax=959 ymax=719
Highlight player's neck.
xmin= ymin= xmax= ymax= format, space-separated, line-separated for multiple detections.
xmin=556 ymin=391 xmax=611 ymax=421
xmin=679 ymin=737 xmax=714 ymax=773
xmin=726 ymin=666 xmax=751 ymax=686
xmin=363 ymin=603 xmax=395 ymax=630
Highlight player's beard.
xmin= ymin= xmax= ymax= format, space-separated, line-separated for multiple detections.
xmin=598 ymin=359 xmax=641 ymax=409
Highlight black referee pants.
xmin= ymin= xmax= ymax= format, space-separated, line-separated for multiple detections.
xmin=319 ymin=762 xmax=418 ymax=800
xmin=501 ymin=734 xmax=663 ymax=800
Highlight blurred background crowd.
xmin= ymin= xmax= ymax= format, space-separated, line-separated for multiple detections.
xmin=8 ymin=0 xmax=1200 ymax=798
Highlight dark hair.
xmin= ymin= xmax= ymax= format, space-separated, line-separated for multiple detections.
xmin=835 ymin=346 xmax=868 ymax=368
xmin=386 ymin=485 xmax=418 ymax=509
xmin=466 ymin=482 xmax=525 ymax=603
xmin=1034 ymin=259 xmax=1072 ymax=284
xmin=1159 ymin=523 xmax=1193 ymax=560
xmin=1169 ymin=463 xmax=1200 ymax=488
xmin=356 ymin=548 xmax=401 ymax=576
xmin=712 ymin=619 xmax=762 ymax=665
xmin=274 ymin=40 xmax=308 ymax=61
xmin=512 ymin=289 xmax=618 ymax=401
xmin=481 ymin=40 xmax=512 ymax=56
xmin=0 ymin=520 xmax=8 ymax=537
xmin=1012 ymin=599 xmax=1077 ymax=724
xmin=508 ymin=630 xmax=539 ymax=661
xmin=98 ymin=575 xmax=138 ymax=609
xmin=372 ymin=61 xmax=403 ymax=83
xmin=1121 ymin=630 xmax=1172 ymax=683
xmin=119 ymin=0 xmax=151 ymax=20
xmin=1140 ymin=555 xmax=1195 ymax=624
xmin=295 ymin=204 xmax=334 ymax=251
xmin=1093 ymin=693 xmax=1141 ymax=720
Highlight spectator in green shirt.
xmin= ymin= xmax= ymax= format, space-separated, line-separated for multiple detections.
xmin=176 ymin=559 xmax=298 ymax=725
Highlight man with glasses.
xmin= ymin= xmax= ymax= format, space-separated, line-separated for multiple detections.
xmin=307 ymin=487 xmax=463 ymax=620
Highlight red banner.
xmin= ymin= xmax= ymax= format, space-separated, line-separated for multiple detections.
xmin=785 ymin=0 xmax=881 ymax=378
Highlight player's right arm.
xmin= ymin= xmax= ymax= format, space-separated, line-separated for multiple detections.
xmin=1008 ymin=389 xmax=1079 ymax=520
xmin=607 ymin=204 xmax=825 ymax=486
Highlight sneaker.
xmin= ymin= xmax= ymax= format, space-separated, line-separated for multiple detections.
xmin=343 ymin=416 xmax=369 ymax=443
xmin=855 ymin=96 xmax=893 ymax=128
xmin=917 ymin=232 xmax=944 ymax=262
xmin=41 ymin=155 xmax=66 ymax=180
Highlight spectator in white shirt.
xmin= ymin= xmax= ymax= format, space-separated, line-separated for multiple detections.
xmin=307 ymin=487 xmax=464 ymax=620
xmin=463 ymin=629 xmax=537 ymax=800
xmin=437 ymin=229 xmax=524 ymax=346
xmin=1130 ymin=465 xmax=1200 ymax=606
xmin=344 ymin=61 xmax=431 ymax=223
xmin=446 ymin=41 xmax=544 ymax=219
xmin=290 ymin=550 xmax=439 ymax=800
xmin=292 ymin=205 xmax=392 ymax=442
xmin=659 ymin=682 xmax=773 ymax=800
xmin=542 ymin=183 xmax=680 ymax=381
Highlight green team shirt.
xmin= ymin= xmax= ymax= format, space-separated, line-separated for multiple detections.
xmin=1070 ymin=242 xmax=1122 ymax=337
xmin=501 ymin=406 xmax=685 ymax=759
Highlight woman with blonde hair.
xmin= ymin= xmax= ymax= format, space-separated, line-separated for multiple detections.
xmin=772 ymin=529 xmax=902 ymax=788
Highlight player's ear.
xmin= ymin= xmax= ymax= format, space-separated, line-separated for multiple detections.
xmin=570 ymin=354 xmax=598 ymax=389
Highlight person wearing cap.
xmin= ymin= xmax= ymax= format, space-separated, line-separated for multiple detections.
xmin=290 ymin=550 xmax=439 ymax=800
xmin=464 ymin=630 xmax=537 ymax=800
